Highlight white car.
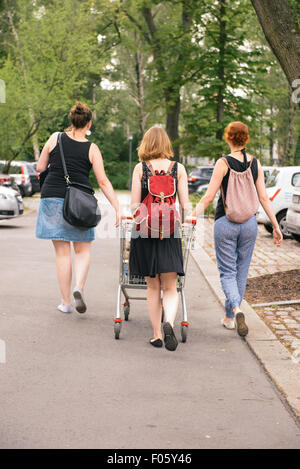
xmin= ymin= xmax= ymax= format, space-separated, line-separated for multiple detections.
xmin=257 ymin=166 xmax=300 ymax=238
xmin=263 ymin=166 xmax=277 ymax=184
xmin=286 ymin=179 xmax=300 ymax=242
xmin=0 ymin=185 xmax=24 ymax=220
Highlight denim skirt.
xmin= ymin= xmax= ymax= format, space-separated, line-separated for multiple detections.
xmin=36 ymin=197 xmax=95 ymax=242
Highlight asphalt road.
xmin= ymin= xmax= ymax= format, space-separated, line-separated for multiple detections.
xmin=0 ymin=209 xmax=299 ymax=449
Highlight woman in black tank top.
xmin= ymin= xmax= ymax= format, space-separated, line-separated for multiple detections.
xmin=36 ymin=102 xmax=120 ymax=316
xmin=191 ymin=122 xmax=282 ymax=337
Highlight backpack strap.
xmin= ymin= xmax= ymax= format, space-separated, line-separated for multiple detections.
xmin=146 ymin=161 xmax=155 ymax=176
xmin=222 ymin=156 xmax=230 ymax=169
xmin=166 ymin=161 xmax=176 ymax=175
xmin=220 ymin=157 xmax=230 ymax=208
xmin=146 ymin=160 xmax=176 ymax=176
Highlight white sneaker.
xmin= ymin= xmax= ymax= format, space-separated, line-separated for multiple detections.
xmin=221 ymin=318 xmax=236 ymax=330
xmin=58 ymin=303 xmax=73 ymax=314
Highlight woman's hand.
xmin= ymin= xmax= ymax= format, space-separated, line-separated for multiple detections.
xmin=273 ymin=226 xmax=283 ymax=247
xmin=115 ymin=208 xmax=121 ymax=228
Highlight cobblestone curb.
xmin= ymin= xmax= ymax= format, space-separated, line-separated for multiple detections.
xmin=191 ymin=246 xmax=300 ymax=422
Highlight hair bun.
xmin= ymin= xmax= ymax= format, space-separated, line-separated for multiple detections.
xmin=74 ymin=103 xmax=84 ymax=114
xmin=69 ymin=101 xmax=93 ymax=129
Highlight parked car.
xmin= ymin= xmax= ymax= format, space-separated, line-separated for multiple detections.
xmin=286 ymin=179 xmax=300 ymax=242
xmin=0 ymin=161 xmax=40 ymax=197
xmin=188 ymin=166 xmax=214 ymax=193
xmin=256 ymin=166 xmax=300 ymax=238
xmin=0 ymin=174 xmax=11 ymax=187
xmin=263 ymin=166 xmax=277 ymax=184
xmin=0 ymin=185 xmax=24 ymax=220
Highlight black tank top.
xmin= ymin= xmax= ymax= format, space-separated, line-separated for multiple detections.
xmin=41 ymin=132 xmax=93 ymax=199
xmin=215 ymin=151 xmax=258 ymax=221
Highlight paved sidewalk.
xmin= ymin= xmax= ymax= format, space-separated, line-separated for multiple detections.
xmin=197 ymin=217 xmax=300 ymax=366
xmin=201 ymin=217 xmax=300 ymax=278
xmin=0 ymin=208 xmax=299 ymax=448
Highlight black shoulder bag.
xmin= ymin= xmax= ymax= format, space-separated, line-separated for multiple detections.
xmin=58 ymin=132 xmax=101 ymax=230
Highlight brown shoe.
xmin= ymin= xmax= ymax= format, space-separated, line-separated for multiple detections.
xmin=235 ymin=312 xmax=248 ymax=337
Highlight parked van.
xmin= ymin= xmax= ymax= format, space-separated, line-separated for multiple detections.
xmin=286 ymin=179 xmax=300 ymax=242
xmin=256 ymin=166 xmax=300 ymax=238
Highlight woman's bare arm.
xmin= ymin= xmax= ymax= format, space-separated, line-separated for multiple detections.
xmin=192 ymin=159 xmax=228 ymax=217
xmin=255 ymin=160 xmax=282 ymax=246
xmin=36 ymin=132 xmax=59 ymax=173
xmin=90 ymin=143 xmax=120 ymax=226
xmin=130 ymin=163 xmax=142 ymax=214
xmin=177 ymin=163 xmax=190 ymax=221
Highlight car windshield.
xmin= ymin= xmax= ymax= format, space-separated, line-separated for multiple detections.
xmin=190 ymin=167 xmax=213 ymax=178
xmin=266 ymin=169 xmax=280 ymax=188
xmin=26 ymin=164 xmax=37 ymax=175
xmin=0 ymin=162 xmax=22 ymax=175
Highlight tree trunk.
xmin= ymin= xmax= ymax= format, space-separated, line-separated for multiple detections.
xmin=285 ymin=89 xmax=298 ymax=164
xmin=134 ymin=36 xmax=147 ymax=136
xmin=5 ymin=1 xmax=40 ymax=161
xmin=294 ymin=135 xmax=300 ymax=165
xmin=251 ymin=0 xmax=300 ymax=88
xmin=165 ymin=89 xmax=181 ymax=161
xmin=216 ymin=0 xmax=227 ymax=142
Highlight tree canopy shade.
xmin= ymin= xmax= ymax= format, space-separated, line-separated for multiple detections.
xmin=0 ymin=0 xmax=108 ymax=166
xmin=0 ymin=0 xmax=299 ymax=184
xmin=251 ymin=0 xmax=300 ymax=89
xmin=116 ymin=0 xmax=207 ymax=159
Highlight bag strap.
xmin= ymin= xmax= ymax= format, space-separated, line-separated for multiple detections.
xmin=220 ymin=182 xmax=226 ymax=209
xmin=166 ymin=161 xmax=175 ymax=175
xmin=146 ymin=160 xmax=176 ymax=176
xmin=58 ymin=132 xmax=71 ymax=186
xmin=146 ymin=161 xmax=155 ymax=176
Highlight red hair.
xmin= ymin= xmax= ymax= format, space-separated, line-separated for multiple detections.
xmin=225 ymin=122 xmax=250 ymax=147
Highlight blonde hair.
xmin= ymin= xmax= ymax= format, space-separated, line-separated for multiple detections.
xmin=138 ymin=126 xmax=174 ymax=162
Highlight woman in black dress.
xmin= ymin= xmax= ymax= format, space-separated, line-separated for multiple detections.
xmin=129 ymin=127 xmax=189 ymax=351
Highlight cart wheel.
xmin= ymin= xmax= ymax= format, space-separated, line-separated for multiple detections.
xmin=124 ymin=306 xmax=130 ymax=321
xmin=114 ymin=322 xmax=122 ymax=340
xmin=181 ymin=325 xmax=188 ymax=343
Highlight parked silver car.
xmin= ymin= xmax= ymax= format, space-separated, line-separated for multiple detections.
xmin=0 ymin=185 xmax=24 ymax=220
xmin=286 ymin=179 xmax=300 ymax=242
xmin=0 ymin=161 xmax=40 ymax=197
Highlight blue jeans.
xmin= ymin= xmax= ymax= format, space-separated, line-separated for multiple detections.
xmin=214 ymin=215 xmax=258 ymax=318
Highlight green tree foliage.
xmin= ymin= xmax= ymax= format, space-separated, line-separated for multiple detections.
xmin=0 ymin=0 xmax=101 ymax=164
xmin=181 ymin=0 xmax=269 ymax=159
xmin=0 ymin=0 xmax=299 ymax=188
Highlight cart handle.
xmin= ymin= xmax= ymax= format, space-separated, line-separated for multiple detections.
xmin=185 ymin=216 xmax=197 ymax=225
xmin=121 ymin=215 xmax=133 ymax=220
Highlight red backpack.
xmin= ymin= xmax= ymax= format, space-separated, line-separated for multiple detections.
xmin=133 ymin=161 xmax=180 ymax=240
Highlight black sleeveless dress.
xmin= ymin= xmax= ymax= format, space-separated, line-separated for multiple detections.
xmin=129 ymin=162 xmax=184 ymax=278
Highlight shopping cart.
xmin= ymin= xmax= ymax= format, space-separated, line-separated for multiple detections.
xmin=114 ymin=216 xmax=197 ymax=341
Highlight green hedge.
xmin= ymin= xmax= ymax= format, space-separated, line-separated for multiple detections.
xmin=90 ymin=160 xmax=131 ymax=190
